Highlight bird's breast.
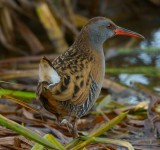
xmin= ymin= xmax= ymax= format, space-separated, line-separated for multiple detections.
xmin=91 ymin=50 xmax=105 ymax=88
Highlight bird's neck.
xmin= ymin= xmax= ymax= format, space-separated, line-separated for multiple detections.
xmin=73 ymin=30 xmax=104 ymax=54
xmin=73 ymin=30 xmax=106 ymax=89
xmin=73 ymin=31 xmax=105 ymax=78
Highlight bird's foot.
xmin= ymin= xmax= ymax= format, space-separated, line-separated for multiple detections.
xmin=72 ymin=118 xmax=79 ymax=138
xmin=72 ymin=128 xmax=79 ymax=138
xmin=60 ymin=118 xmax=79 ymax=138
xmin=60 ymin=119 xmax=73 ymax=134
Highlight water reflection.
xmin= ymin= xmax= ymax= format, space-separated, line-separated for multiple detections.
xmin=156 ymin=55 xmax=160 ymax=67
xmin=138 ymin=53 xmax=151 ymax=65
xmin=119 ymin=74 xmax=149 ymax=86
xmin=140 ymin=28 xmax=160 ymax=48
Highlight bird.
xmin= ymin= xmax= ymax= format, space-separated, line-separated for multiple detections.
xmin=36 ymin=17 xmax=144 ymax=137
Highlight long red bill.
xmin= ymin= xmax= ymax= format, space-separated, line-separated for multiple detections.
xmin=115 ymin=27 xmax=145 ymax=40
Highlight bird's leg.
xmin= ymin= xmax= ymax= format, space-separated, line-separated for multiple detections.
xmin=60 ymin=119 xmax=73 ymax=134
xmin=60 ymin=117 xmax=79 ymax=138
xmin=72 ymin=117 xmax=79 ymax=138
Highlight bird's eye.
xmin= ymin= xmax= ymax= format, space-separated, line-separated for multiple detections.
xmin=107 ymin=23 xmax=113 ymax=28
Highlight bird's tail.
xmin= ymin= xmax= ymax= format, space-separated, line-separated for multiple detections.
xmin=38 ymin=56 xmax=60 ymax=88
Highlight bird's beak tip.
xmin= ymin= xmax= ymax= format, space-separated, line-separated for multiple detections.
xmin=115 ymin=27 xmax=145 ymax=40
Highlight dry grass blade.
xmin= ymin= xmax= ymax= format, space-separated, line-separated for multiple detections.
xmin=90 ymin=111 xmax=128 ymax=137
xmin=48 ymin=0 xmax=79 ymax=37
xmin=74 ymin=14 xmax=88 ymax=27
xmin=102 ymin=78 xmax=137 ymax=95
xmin=1 ymin=0 xmax=35 ymax=19
xmin=0 ymin=70 xmax=38 ymax=80
xmin=0 ymin=24 xmax=27 ymax=55
xmin=0 ymin=81 xmax=36 ymax=91
xmin=0 ymin=7 xmax=14 ymax=43
xmin=133 ymin=82 xmax=158 ymax=97
xmin=0 ymin=115 xmax=59 ymax=149
xmin=13 ymin=15 xmax=45 ymax=54
xmin=66 ymin=112 xmax=128 ymax=150
xmin=0 ymin=135 xmax=34 ymax=149
xmin=1 ymin=95 xmax=39 ymax=112
xmin=62 ymin=0 xmax=75 ymax=25
xmin=0 ymin=54 xmax=58 ymax=65
xmin=84 ymin=137 xmax=134 ymax=150
xmin=36 ymin=2 xmax=68 ymax=53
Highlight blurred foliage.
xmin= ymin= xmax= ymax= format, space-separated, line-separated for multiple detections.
xmin=0 ymin=0 xmax=88 ymax=57
xmin=0 ymin=0 xmax=160 ymax=58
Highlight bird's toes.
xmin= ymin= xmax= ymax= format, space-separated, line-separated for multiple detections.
xmin=60 ymin=119 xmax=73 ymax=133
xmin=73 ymin=130 xmax=79 ymax=138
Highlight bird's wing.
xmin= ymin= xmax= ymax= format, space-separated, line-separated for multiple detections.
xmin=38 ymin=49 xmax=97 ymax=106
xmin=50 ymin=54 xmax=95 ymax=106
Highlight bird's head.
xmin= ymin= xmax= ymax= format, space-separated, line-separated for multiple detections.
xmin=81 ymin=17 xmax=144 ymax=47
